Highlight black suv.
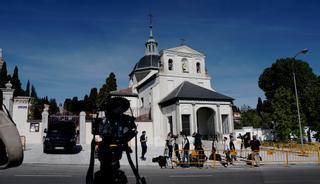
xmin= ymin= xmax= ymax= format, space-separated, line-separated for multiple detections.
xmin=43 ymin=120 xmax=77 ymax=153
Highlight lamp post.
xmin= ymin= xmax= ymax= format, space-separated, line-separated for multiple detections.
xmin=292 ymin=48 xmax=308 ymax=148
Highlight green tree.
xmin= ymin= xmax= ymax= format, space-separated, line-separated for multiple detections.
xmin=49 ymin=99 xmax=59 ymax=115
xmin=302 ymin=77 xmax=320 ymax=140
xmin=25 ymin=80 xmax=30 ymax=97
xmin=29 ymin=97 xmax=42 ymax=120
xmin=271 ymin=87 xmax=304 ymax=141
xmin=97 ymin=72 xmax=117 ymax=107
xmin=64 ymin=98 xmax=72 ymax=112
xmin=239 ymin=105 xmax=263 ymax=129
xmin=256 ymin=97 xmax=263 ymax=116
xmin=259 ymin=58 xmax=317 ymax=100
xmin=258 ymin=58 xmax=319 ymax=141
xmin=31 ymin=85 xmax=38 ymax=99
xmin=11 ymin=66 xmax=25 ymax=96
xmin=0 ymin=62 xmax=8 ymax=88
xmin=88 ymin=87 xmax=98 ymax=112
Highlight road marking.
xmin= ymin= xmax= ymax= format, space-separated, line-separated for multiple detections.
xmin=15 ymin=174 xmax=72 ymax=177
xmin=265 ymin=180 xmax=319 ymax=184
xmin=169 ymin=174 xmax=212 ymax=178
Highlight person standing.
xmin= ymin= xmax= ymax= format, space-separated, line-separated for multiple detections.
xmin=250 ymin=135 xmax=261 ymax=167
xmin=166 ymin=133 xmax=174 ymax=159
xmin=193 ymin=132 xmax=202 ymax=150
xmin=174 ymin=136 xmax=180 ymax=161
xmin=223 ymin=137 xmax=232 ymax=166
xmin=229 ymin=135 xmax=237 ymax=161
xmin=182 ymin=135 xmax=190 ymax=167
xmin=140 ymin=131 xmax=147 ymax=160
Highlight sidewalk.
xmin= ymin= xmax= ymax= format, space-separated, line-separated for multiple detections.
xmin=23 ymin=144 xmax=165 ymax=166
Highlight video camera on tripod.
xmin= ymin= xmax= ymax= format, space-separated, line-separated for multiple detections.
xmin=86 ymin=97 xmax=146 ymax=184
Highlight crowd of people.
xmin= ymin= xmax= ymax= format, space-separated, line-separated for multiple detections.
xmin=141 ymin=130 xmax=261 ymax=168
xmin=161 ymin=132 xmax=261 ymax=168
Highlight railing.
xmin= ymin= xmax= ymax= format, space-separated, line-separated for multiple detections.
xmin=167 ymin=147 xmax=320 ymax=168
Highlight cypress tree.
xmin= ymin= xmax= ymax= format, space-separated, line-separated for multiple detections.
xmin=25 ymin=80 xmax=30 ymax=96
xmin=97 ymin=72 xmax=117 ymax=106
xmin=11 ymin=66 xmax=25 ymax=96
xmin=31 ymin=85 xmax=38 ymax=99
xmin=0 ymin=62 xmax=8 ymax=88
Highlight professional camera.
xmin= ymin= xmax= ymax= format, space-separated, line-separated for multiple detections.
xmin=86 ymin=97 xmax=146 ymax=184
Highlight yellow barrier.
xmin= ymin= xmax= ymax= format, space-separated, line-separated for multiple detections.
xmin=169 ymin=147 xmax=320 ymax=168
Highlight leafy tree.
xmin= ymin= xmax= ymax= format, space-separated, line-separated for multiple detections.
xmin=302 ymin=76 xmax=320 ymax=140
xmin=25 ymin=80 xmax=30 ymax=97
xmin=29 ymin=97 xmax=42 ymax=120
xmin=239 ymin=105 xmax=263 ymax=128
xmin=11 ymin=66 xmax=25 ymax=96
xmin=48 ymin=99 xmax=59 ymax=115
xmin=258 ymin=58 xmax=319 ymax=141
xmin=271 ymin=87 xmax=305 ymax=141
xmin=64 ymin=98 xmax=72 ymax=112
xmin=259 ymin=58 xmax=316 ymax=100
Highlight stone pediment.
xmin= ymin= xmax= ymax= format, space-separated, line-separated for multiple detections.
xmin=164 ymin=45 xmax=205 ymax=57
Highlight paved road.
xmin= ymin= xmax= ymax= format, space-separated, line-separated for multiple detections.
xmin=1 ymin=164 xmax=320 ymax=184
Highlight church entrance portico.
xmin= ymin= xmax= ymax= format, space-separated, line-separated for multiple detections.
xmin=196 ymin=107 xmax=215 ymax=140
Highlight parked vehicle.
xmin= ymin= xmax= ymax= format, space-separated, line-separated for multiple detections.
xmin=43 ymin=119 xmax=77 ymax=153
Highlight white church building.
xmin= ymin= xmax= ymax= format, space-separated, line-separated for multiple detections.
xmin=111 ymin=21 xmax=235 ymax=146
xmin=0 ymin=21 xmax=235 ymax=147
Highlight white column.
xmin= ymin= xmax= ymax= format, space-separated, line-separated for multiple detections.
xmin=41 ymin=109 xmax=49 ymax=141
xmin=1 ymin=82 xmax=15 ymax=116
xmin=192 ymin=103 xmax=197 ymax=133
xmin=176 ymin=103 xmax=181 ymax=133
xmin=79 ymin=111 xmax=86 ymax=145
xmin=216 ymin=104 xmax=222 ymax=139
xmin=228 ymin=104 xmax=234 ymax=133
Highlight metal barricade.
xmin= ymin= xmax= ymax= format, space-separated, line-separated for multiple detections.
xmin=170 ymin=147 xmax=320 ymax=169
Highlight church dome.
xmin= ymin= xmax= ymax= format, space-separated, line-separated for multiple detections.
xmin=133 ymin=55 xmax=160 ymax=72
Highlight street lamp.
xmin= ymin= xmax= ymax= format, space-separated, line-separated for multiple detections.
xmin=292 ymin=48 xmax=308 ymax=148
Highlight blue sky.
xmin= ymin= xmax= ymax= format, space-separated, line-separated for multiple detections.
xmin=0 ymin=0 xmax=319 ymax=107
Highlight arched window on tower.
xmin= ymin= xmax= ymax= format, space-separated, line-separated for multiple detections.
xmin=168 ymin=59 xmax=173 ymax=71
xmin=196 ymin=62 xmax=201 ymax=73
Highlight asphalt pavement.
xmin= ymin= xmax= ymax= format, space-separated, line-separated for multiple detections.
xmin=1 ymin=164 xmax=319 ymax=184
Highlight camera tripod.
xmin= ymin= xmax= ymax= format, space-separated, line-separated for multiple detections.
xmin=86 ymin=136 xmax=146 ymax=184
xmin=86 ymin=98 xmax=146 ymax=184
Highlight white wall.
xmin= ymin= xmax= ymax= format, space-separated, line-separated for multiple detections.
xmin=12 ymin=96 xmax=43 ymax=144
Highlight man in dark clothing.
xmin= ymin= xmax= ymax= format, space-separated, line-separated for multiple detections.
xmin=140 ymin=131 xmax=147 ymax=160
xmin=193 ymin=132 xmax=202 ymax=150
xmin=229 ymin=135 xmax=237 ymax=161
xmin=174 ymin=136 xmax=180 ymax=161
xmin=244 ymin=132 xmax=251 ymax=149
xmin=250 ymin=135 xmax=261 ymax=166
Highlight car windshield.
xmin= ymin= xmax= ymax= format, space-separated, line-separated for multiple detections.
xmin=48 ymin=121 xmax=75 ymax=135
